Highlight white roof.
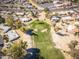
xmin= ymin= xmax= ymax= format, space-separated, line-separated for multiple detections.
xmin=7 ymin=30 xmax=19 ymax=41
xmin=58 ymin=10 xmax=74 ymax=14
xmin=67 ymin=25 xmax=76 ymax=32
xmin=2 ymin=56 xmax=12 ymax=59
xmin=0 ymin=24 xmax=11 ymax=32
xmin=68 ymin=10 xmax=74 ymax=13
xmin=51 ymin=16 xmax=60 ymax=20
xmin=62 ymin=16 xmax=72 ymax=20
xmin=19 ymin=17 xmax=31 ymax=22
xmin=53 ymin=0 xmax=59 ymax=4
xmin=75 ymin=22 xmax=79 ymax=25
xmin=15 ymin=12 xmax=24 ymax=15
xmin=54 ymin=4 xmax=62 ymax=7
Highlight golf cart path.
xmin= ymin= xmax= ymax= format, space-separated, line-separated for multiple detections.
xmin=16 ymin=30 xmax=34 ymax=49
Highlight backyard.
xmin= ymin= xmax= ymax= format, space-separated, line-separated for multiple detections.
xmin=31 ymin=20 xmax=65 ymax=59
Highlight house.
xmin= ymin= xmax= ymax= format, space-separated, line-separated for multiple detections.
xmin=0 ymin=24 xmax=11 ymax=33
xmin=19 ymin=17 xmax=32 ymax=23
xmin=53 ymin=0 xmax=60 ymax=4
xmin=2 ymin=56 xmax=12 ymax=59
xmin=51 ymin=16 xmax=60 ymax=22
xmin=6 ymin=30 xmax=20 ymax=41
xmin=76 ymin=16 xmax=79 ymax=21
xmin=15 ymin=11 xmax=24 ymax=16
xmin=57 ymin=11 xmax=67 ymax=15
xmin=67 ymin=25 xmax=79 ymax=33
xmin=61 ymin=16 xmax=73 ymax=23
xmin=62 ymin=16 xmax=72 ymax=20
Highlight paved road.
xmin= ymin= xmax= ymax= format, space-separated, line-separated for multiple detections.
xmin=29 ymin=0 xmax=44 ymax=10
xmin=0 ymin=5 xmax=78 ymax=12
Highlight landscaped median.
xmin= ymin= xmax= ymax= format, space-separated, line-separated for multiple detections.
xmin=30 ymin=20 xmax=65 ymax=59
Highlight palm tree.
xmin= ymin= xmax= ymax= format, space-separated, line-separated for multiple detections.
xmin=3 ymin=35 xmax=9 ymax=43
xmin=14 ymin=20 xmax=22 ymax=29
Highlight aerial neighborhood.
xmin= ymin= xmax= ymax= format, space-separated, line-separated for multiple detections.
xmin=0 ymin=0 xmax=79 ymax=59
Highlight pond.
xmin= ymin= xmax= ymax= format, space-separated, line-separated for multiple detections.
xmin=26 ymin=29 xmax=33 ymax=35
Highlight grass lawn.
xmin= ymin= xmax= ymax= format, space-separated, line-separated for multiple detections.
xmin=31 ymin=21 xmax=65 ymax=59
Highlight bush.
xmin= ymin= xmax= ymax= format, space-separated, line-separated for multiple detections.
xmin=0 ymin=16 xmax=5 ymax=24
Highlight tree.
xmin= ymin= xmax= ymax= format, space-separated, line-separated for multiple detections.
xmin=43 ymin=8 xmax=50 ymax=19
xmin=15 ymin=20 xmax=22 ymax=29
xmin=71 ymin=0 xmax=79 ymax=3
xmin=20 ymin=26 xmax=26 ymax=32
xmin=75 ymin=32 xmax=79 ymax=37
xmin=43 ymin=8 xmax=49 ymax=13
xmin=68 ymin=40 xmax=78 ymax=50
xmin=2 ymin=40 xmax=27 ymax=59
xmin=0 ymin=16 xmax=5 ymax=24
xmin=48 ymin=0 xmax=52 ymax=3
xmin=30 ymin=10 xmax=37 ymax=17
xmin=5 ymin=16 xmax=14 ymax=26
xmin=66 ymin=40 xmax=79 ymax=59
xmin=3 ymin=35 xmax=9 ymax=43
